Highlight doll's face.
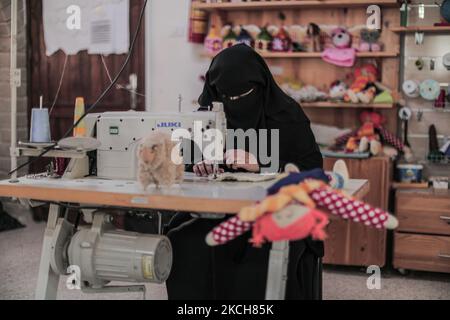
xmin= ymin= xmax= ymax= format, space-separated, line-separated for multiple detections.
xmin=272 ymin=205 xmax=309 ymax=228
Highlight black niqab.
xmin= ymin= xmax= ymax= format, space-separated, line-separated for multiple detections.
xmin=199 ymin=44 xmax=322 ymax=171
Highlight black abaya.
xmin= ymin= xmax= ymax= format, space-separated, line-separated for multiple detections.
xmin=166 ymin=44 xmax=324 ymax=300
xmin=166 ymin=215 xmax=322 ymax=300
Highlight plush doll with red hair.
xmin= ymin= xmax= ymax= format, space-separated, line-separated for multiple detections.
xmin=344 ymin=64 xmax=379 ymax=104
xmin=205 ymin=165 xmax=399 ymax=247
xmin=334 ymin=111 xmax=413 ymax=160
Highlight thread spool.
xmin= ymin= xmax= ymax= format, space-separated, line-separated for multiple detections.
xmin=30 ymin=97 xmax=51 ymax=143
xmin=402 ymin=80 xmax=420 ymax=98
xmin=420 ymin=79 xmax=441 ymax=101
xmin=74 ymin=97 xmax=86 ymax=137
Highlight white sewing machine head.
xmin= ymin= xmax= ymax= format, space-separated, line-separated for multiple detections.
xmin=73 ymin=104 xmax=226 ymax=180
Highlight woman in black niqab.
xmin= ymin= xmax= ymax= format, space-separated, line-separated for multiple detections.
xmin=166 ymin=44 xmax=324 ymax=300
xmin=198 ymin=43 xmax=323 ymax=171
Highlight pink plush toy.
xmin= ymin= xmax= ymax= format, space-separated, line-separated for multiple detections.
xmin=322 ymin=27 xmax=356 ymax=67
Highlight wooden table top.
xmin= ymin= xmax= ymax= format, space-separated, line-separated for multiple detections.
xmin=0 ymin=173 xmax=370 ymax=214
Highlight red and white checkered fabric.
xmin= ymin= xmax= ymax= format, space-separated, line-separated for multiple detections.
xmin=310 ymin=187 xmax=388 ymax=229
xmin=377 ymin=126 xmax=405 ymax=152
xmin=210 ymin=216 xmax=253 ymax=246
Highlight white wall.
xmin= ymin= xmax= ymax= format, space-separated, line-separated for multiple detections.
xmin=145 ymin=0 xmax=210 ymax=112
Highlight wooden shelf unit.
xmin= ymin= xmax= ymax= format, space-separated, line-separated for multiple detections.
xmin=392 ymin=182 xmax=429 ymax=189
xmin=203 ymin=51 xmax=399 ymax=59
xmin=193 ymin=0 xmax=400 ymax=11
xmin=302 ymin=101 xmax=394 ymax=109
xmin=390 ymin=26 xmax=450 ymax=33
xmin=202 ymin=1 xmax=401 ymax=130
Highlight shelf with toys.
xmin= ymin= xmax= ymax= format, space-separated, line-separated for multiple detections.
xmin=280 ymin=66 xmax=398 ymax=110
xmin=203 ymin=51 xmax=399 ymax=58
xmin=193 ymin=0 xmax=400 ymax=11
xmin=196 ymin=1 xmax=401 ymax=133
xmin=390 ymin=25 xmax=450 ymax=33
xmin=301 ymin=101 xmax=394 ymax=108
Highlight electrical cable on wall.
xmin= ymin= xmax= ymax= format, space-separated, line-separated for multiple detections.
xmin=9 ymin=0 xmax=148 ymax=176
xmin=49 ymin=54 xmax=69 ymax=116
xmin=101 ymin=55 xmax=146 ymax=97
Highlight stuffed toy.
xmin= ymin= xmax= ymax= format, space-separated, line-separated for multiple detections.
xmin=271 ymin=27 xmax=292 ymax=52
xmin=281 ymin=83 xmax=327 ymax=103
xmin=330 ymin=27 xmax=352 ymax=49
xmin=309 ymin=184 xmax=398 ymax=229
xmin=297 ymin=85 xmax=327 ymax=102
xmin=137 ymin=131 xmax=184 ymax=189
xmin=255 ymin=25 xmax=273 ymax=53
xmin=322 ymin=27 xmax=357 ymax=67
xmin=329 ymin=80 xmax=348 ymax=101
xmin=205 ymin=176 xmax=398 ymax=247
xmin=359 ymin=28 xmax=382 ymax=52
xmin=204 ymin=25 xmax=223 ymax=54
xmin=236 ymin=27 xmax=255 ymax=48
xmin=205 ymin=162 xmax=398 ymax=247
xmin=222 ymin=26 xmax=238 ymax=49
xmin=334 ymin=111 xmax=413 ymax=160
xmin=328 ymin=160 xmax=350 ymax=190
xmin=344 ymin=64 xmax=379 ymax=104
xmin=288 ymin=25 xmax=309 ymax=52
xmin=346 ymin=112 xmax=383 ymax=155
xmin=251 ymin=206 xmax=329 ymax=247
xmin=307 ymin=23 xmax=322 ymax=52
xmin=268 ymin=162 xmax=349 ymax=194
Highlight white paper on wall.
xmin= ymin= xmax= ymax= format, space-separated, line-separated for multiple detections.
xmin=43 ymin=0 xmax=129 ymax=56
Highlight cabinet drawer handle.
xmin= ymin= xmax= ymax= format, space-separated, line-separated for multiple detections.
xmin=440 ymin=216 xmax=450 ymax=224
xmin=438 ymin=254 xmax=450 ymax=259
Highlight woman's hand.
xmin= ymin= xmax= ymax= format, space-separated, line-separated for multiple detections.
xmin=193 ymin=160 xmax=224 ymax=177
xmin=224 ymin=149 xmax=260 ymax=173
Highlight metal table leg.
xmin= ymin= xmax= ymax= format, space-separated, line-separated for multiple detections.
xmin=265 ymin=241 xmax=290 ymax=300
xmin=35 ymin=204 xmax=61 ymax=300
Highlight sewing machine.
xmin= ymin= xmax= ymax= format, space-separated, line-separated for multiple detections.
xmin=64 ymin=103 xmax=227 ymax=180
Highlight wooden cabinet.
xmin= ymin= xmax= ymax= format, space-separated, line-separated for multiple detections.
xmin=323 ymin=156 xmax=392 ymax=267
xmin=394 ymin=190 xmax=450 ymax=273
